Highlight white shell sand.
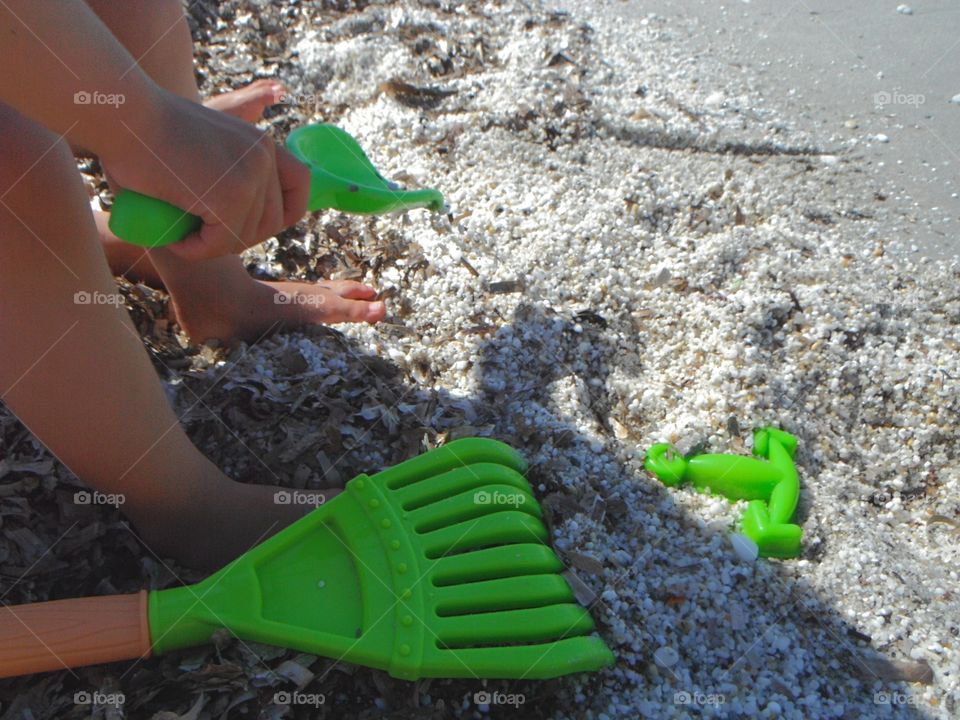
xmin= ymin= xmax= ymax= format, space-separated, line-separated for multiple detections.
xmin=241 ymin=1 xmax=957 ymax=717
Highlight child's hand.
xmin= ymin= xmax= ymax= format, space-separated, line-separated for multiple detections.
xmin=102 ymin=89 xmax=310 ymax=260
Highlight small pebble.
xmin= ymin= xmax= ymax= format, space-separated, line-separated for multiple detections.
xmin=654 ymin=646 xmax=679 ymax=668
xmin=731 ymin=534 xmax=759 ymax=563
xmin=704 ymin=91 xmax=725 ymax=107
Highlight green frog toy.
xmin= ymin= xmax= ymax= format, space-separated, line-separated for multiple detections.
xmin=644 ymin=427 xmax=802 ymax=558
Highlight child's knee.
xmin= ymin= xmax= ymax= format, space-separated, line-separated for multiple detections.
xmin=0 ymin=102 xmax=77 ymax=203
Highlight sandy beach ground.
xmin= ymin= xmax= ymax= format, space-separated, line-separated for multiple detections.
xmin=586 ymin=0 xmax=960 ymax=261
xmin=1 ymin=1 xmax=958 ymax=719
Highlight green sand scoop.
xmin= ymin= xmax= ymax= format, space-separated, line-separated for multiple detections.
xmin=644 ymin=427 xmax=803 ymax=559
xmin=0 ymin=439 xmax=614 ymax=680
xmin=108 ymin=124 xmax=445 ymax=248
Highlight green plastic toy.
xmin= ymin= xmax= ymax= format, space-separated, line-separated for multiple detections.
xmin=644 ymin=427 xmax=802 ymax=558
xmin=107 ymin=124 xmax=445 ymax=248
xmin=0 ymin=439 xmax=615 ymax=680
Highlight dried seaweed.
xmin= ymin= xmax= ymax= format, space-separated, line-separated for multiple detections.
xmin=379 ymin=79 xmax=457 ymax=110
xmin=857 ymin=655 xmax=934 ymax=685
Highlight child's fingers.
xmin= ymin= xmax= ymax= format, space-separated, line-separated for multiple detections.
xmin=256 ymin=168 xmax=284 ymax=243
xmin=247 ymin=136 xmax=283 ymax=242
xmin=239 ymin=187 xmax=267 ymax=251
xmin=168 ymin=230 xmax=213 ymax=261
xmin=123 ymin=125 xmax=301 ymax=260
xmin=170 ymin=219 xmax=240 ymax=261
xmin=276 ymin=147 xmax=311 ymax=227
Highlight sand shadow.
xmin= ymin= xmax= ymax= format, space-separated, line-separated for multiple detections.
xmin=450 ymin=301 xmax=931 ymax=719
xmin=0 ymin=301 xmax=933 ymax=719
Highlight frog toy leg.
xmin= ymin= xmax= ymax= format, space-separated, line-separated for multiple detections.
xmin=740 ymin=428 xmax=803 ymax=558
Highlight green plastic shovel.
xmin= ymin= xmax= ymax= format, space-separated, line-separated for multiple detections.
xmin=0 ymin=439 xmax=614 ymax=680
xmin=107 ymin=124 xmax=445 ymax=248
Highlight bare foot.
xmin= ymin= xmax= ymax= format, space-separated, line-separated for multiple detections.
xmin=98 ymin=79 xmax=387 ymax=345
xmin=130 ymin=473 xmax=339 ymax=570
xmin=96 ymin=210 xmax=385 ymax=343
xmin=203 ymin=79 xmax=287 ymax=123
xmin=167 ymin=256 xmax=387 ymax=344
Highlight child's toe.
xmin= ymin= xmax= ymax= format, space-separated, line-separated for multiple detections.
xmin=329 ymin=280 xmax=377 ymax=300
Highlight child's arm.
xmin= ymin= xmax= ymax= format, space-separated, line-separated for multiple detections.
xmin=0 ymin=0 xmax=309 ymax=260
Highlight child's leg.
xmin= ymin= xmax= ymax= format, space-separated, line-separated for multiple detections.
xmin=86 ymin=0 xmax=386 ymax=344
xmin=0 ymin=102 xmax=305 ymax=569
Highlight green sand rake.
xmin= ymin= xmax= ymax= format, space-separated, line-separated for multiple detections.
xmin=0 ymin=439 xmax=614 ymax=679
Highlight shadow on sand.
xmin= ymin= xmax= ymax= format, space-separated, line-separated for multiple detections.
xmin=0 ymin=301 xmax=930 ymax=719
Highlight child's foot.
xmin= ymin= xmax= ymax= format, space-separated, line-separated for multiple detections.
xmin=203 ymin=79 xmax=287 ymax=123
xmin=100 ymin=80 xmax=386 ymax=345
xmin=131 ymin=475 xmax=339 ymax=570
xmin=98 ymin=212 xmax=385 ymax=343
xmin=167 ymin=257 xmax=386 ymax=344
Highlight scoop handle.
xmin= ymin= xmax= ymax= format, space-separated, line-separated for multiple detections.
xmin=0 ymin=592 xmax=151 ymax=677
xmin=109 ymin=183 xmax=445 ymax=247
xmin=108 ymin=190 xmax=201 ymax=248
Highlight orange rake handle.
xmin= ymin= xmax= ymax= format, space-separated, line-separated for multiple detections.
xmin=0 ymin=591 xmax=151 ymax=677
